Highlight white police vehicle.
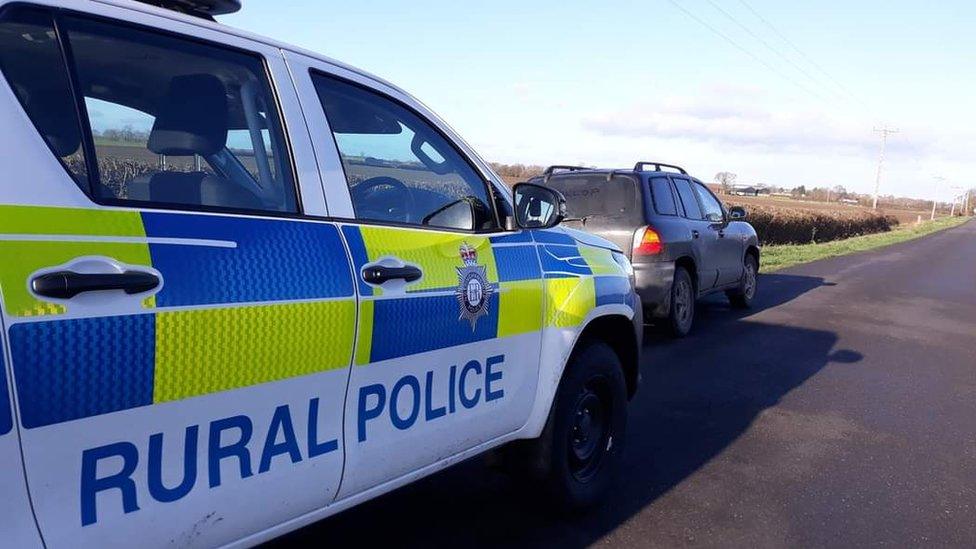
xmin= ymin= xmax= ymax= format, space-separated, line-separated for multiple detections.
xmin=0 ymin=1 xmax=642 ymax=546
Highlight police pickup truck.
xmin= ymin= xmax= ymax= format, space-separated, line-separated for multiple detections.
xmin=0 ymin=1 xmax=642 ymax=547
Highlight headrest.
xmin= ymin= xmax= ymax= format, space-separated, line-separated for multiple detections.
xmin=148 ymin=74 xmax=228 ymax=157
xmin=25 ymin=88 xmax=83 ymax=157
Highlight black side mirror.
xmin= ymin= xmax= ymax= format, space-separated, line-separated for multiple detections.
xmin=729 ymin=206 xmax=747 ymax=220
xmin=422 ymin=198 xmax=475 ymax=230
xmin=513 ymin=182 xmax=566 ymax=229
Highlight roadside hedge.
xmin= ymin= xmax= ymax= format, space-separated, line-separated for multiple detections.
xmin=731 ymin=203 xmax=898 ymax=245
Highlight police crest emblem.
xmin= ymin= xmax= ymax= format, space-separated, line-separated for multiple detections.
xmin=456 ymin=243 xmax=493 ymax=331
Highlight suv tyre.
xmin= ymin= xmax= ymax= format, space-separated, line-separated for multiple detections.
xmin=727 ymin=254 xmax=758 ymax=309
xmin=667 ymin=266 xmax=695 ymax=337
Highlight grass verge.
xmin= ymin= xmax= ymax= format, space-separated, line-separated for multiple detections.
xmin=761 ymin=216 xmax=971 ymax=272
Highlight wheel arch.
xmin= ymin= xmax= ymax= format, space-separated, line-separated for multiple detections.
xmin=574 ymin=313 xmax=640 ymax=400
xmin=745 ymin=244 xmax=760 ymax=268
xmin=674 ymin=255 xmax=697 ymax=292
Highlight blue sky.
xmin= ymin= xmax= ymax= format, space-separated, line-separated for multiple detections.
xmin=224 ymin=0 xmax=975 ymax=201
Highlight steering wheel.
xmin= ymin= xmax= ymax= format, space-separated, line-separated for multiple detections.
xmin=351 ymin=176 xmax=417 ymax=224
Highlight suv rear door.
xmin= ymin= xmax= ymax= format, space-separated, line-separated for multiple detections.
xmin=671 ymin=176 xmax=719 ymax=290
xmin=0 ymin=4 xmax=354 ymax=547
xmin=693 ymin=180 xmax=743 ymax=286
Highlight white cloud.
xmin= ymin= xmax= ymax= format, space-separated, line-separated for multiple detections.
xmin=581 ymin=86 xmax=926 ymax=157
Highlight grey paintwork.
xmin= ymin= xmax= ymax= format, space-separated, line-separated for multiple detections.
xmin=535 ymin=169 xmax=760 ymax=319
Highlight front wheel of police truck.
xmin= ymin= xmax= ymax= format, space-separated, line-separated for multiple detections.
xmin=491 ymin=183 xmax=638 ymax=509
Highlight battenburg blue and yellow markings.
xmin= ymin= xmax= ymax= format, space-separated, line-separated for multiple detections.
xmin=79 ymin=353 xmax=507 ymax=526
xmin=0 ymin=206 xmax=630 ymax=430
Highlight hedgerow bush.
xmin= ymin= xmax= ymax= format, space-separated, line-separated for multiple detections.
xmin=733 ymin=203 xmax=898 ymax=245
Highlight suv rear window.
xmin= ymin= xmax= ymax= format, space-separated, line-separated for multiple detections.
xmin=545 ymin=174 xmax=640 ymax=221
xmin=649 ymin=177 xmax=678 ymax=215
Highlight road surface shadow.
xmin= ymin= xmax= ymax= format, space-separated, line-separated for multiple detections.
xmin=269 ymin=273 xmax=859 ymax=548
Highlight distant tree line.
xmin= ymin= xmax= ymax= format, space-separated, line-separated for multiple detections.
xmin=93 ymin=125 xmax=150 ymax=143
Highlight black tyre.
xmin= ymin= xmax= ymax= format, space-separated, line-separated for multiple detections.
xmin=727 ymin=254 xmax=758 ymax=309
xmin=515 ymin=341 xmax=627 ymax=510
xmin=667 ymin=266 xmax=695 ymax=337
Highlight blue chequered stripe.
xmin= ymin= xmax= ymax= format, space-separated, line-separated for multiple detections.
xmin=369 ymin=294 xmax=499 ymax=362
xmin=595 ymin=276 xmax=632 ymax=306
xmin=494 ymin=245 xmax=541 ymax=282
xmin=539 ymin=244 xmax=592 ymax=278
xmin=143 ymin=213 xmax=354 ymax=307
xmin=10 ymin=315 xmax=155 ymax=429
xmin=489 ymin=231 xmax=533 ymax=244
xmin=531 ymin=229 xmax=576 ymax=245
xmin=0 ymin=351 xmax=11 ymax=436
xmin=341 ymin=225 xmax=373 ymax=296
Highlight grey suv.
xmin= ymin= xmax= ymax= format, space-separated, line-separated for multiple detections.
xmin=532 ymin=162 xmax=760 ymax=336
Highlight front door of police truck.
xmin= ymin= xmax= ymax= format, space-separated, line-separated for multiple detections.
xmin=0 ymin=4 xmax=354 ymax=547
xmin=288 ymin=57 xmax=547 ymax=497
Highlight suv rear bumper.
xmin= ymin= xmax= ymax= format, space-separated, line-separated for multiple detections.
xmin=633 ymin=260 xmax=674 ymax=319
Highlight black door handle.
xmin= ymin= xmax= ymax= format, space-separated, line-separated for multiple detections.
xmin=32 ymin=270 xmax=160 ymax=299
xmin=362 ymin=265 xmax=423 ymax=285
xmin=691 ymin=230 xmax=700 ymax=239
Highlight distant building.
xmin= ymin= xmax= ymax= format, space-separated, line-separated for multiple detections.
xmin=730 ymin=183 xmax=769 ymax=196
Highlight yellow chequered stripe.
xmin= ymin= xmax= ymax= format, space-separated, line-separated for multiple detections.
xmin=545 ymin=277 xmax=596 ymax=328
xmin=579 ymin=244 xmax=622 ymax=276
xmin=0 ymin=206 xmax=150 ymax=317
xmin=0 ymin=205 xmax=145 ymax=236
xmin=354 ymin=299 xmax=374 ymax=365
xmin=498 ymin=279 xmax=544 ymax=337
xmin=152 ymin=300 xmax=356 ymax=402
xmin=358 ymin=226 xmax=499 ymax=293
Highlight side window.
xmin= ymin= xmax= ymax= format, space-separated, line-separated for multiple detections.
xmin=649 ymin=177 xmax=677 ymax=216
xmin=0 ymin=7 xmax=89 ymax=187
xmin=311 ymin=73 xmax=496 ymax=231
xmin=694 ymin=181 xmax=725 ymax=222
xmin=62 ymin=15 xmax=297 ymax=213
xmin=672 ymin=178 xmax=703 ymax=220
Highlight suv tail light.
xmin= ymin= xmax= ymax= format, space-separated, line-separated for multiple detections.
xmin=633 ymin=226 xmax=663 ymax=256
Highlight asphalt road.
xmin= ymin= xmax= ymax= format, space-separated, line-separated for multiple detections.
xmin=271 ymin=219 xmax=976 ymax=548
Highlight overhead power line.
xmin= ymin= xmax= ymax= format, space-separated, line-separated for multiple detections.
xmin=735 ymin=0 xmax=871 ymax=112
xmin=666 ymin=0 xmax=828 ymax=103
xmin=702 ymin=0 xmax=843 ymax=102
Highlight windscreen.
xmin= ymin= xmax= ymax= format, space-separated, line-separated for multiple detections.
xmin=545 ymin=174 xmax=641 ymax=221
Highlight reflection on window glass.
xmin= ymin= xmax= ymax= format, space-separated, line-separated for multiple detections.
xmin=650 ymin=177 xmax=678 ymax=216
xmin=0 ymin=7 xmax=89 ymax=187
xmin=694 ymin=182 xmax=725 ymax=222
xmin=62 ymin=15 xmax=296 ymax=212
xmin=673 ymin=178 xmax=703 ymax=220
xmin=545 ymin=175 xmax=641 ymax=223
xmin=313 ymin=74 xmax=495 ymax=231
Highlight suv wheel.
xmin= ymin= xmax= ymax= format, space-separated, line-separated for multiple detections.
xmin=667 ymin=266 xmax=695 ymax=337
xmin=727 ymin=254 xmax=758 ymax=309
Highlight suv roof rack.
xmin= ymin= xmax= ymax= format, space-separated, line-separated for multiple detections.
xmin=634 ymin=161 xmax=687 ymax=175
xmin=543 ymin=165 xmax=591 ymax=182
xmin=134 ymin=0 xmax=242 ymax=19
